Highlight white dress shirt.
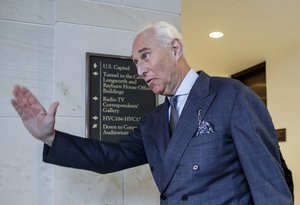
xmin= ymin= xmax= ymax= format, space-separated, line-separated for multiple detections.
xmin=168 ymin=69 xmax=198 ymax=120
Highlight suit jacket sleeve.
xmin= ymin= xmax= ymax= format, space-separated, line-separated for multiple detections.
xmin=231 ymin=86 xmax=293 ymax=204
xmin=43 ymin=124 xmax=148 ymax=174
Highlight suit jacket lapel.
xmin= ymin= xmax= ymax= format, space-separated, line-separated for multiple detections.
xmin=152 ymin=97 xmax=171 ymax=160
xmin=161 ymin=71 xmax=216 ymax=192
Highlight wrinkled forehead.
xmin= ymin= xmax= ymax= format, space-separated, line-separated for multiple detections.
xmin=131 ymin=29 xmax=156 ymax=55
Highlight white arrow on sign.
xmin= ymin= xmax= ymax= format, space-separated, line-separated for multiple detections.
xmin=93 ymin=63 xmax=98 ymax=69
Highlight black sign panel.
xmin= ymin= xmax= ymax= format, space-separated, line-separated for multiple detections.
xmin=86 ymin=53 xmax=156 ymax=142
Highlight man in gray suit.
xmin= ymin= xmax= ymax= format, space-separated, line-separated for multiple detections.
xmin=12 ymin=21 xmax=293 ymax=204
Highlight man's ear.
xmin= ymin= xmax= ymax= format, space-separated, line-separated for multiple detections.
xmin=171 ymin=39 xmax=183 ymax=59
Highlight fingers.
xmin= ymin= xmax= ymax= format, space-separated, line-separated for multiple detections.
xmin=11 ymin=98 xmax=23 ymax=116
xmin=11 ymin=85 xmax=26 ymax=116
xmin=12 ymin=85 xmax=40 ymax=105
xmin=11 ymin=85 xmax=46 ymax=117
xmin=12 ymin=85 xmax=60 ymax=119
xmin=11 ymin=85 xmax=32 ymax=116
xmin=48 ymin=101 xmax=59 ymax=118
xmin=12 ymin=84 xmax=30 ymax=99
xmin=12 ymin=84 xmax=21 ymax=97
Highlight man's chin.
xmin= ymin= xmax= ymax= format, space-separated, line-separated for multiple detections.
xmin=150 ymin=87 xmax=163 ymax=95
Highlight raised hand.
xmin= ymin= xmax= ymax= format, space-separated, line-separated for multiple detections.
xmin=11 ymin=85 xmax=59 ymax=146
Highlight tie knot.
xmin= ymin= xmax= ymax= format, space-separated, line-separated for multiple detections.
xmin=169 ymin=96 xmax=178 ymax=106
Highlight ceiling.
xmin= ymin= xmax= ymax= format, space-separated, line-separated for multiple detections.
xmin=181 ymin=0 xmax=300 ymax=76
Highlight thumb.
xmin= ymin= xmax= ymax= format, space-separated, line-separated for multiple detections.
xmin=48 ymin=101 xmax=59 ymax=117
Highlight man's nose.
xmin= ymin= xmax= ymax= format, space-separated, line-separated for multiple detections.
xmin=136 ymin=62 xmax=148 ymax=77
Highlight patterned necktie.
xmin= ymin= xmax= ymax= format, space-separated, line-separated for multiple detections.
xmin=169 ymin=96 xmax=179 ymax=134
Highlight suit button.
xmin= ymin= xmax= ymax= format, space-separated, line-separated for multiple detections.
xmin=181 ymin=194 xmax=188 ymax=201
xmin=160 ymin=195 xmax=167 ymax=200
xmin=192 ymin=164 xmax=199 ymax=171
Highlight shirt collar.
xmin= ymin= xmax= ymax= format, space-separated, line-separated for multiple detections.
xmin=174 ymin=68 xmax=198 ymax=96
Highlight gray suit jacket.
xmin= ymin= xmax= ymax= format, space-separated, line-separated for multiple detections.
xmin=44 ymin=71 xmax=293 ymax=204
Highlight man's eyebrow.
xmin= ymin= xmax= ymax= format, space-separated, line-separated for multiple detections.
xmin=131 ymin=48 xmax=150 ymax=61
xmin=138 ymin=48 xmax=150 ymax=55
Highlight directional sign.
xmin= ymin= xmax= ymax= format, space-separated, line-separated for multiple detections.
xmin=86 ymin=53 xmax=156 ymax=142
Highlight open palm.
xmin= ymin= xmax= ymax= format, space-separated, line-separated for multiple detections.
xmin=11 ymin=85 xmax=59 ymax=143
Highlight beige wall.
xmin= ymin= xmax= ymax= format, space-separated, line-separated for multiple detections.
xmin=0 ymin=0 xmax=180 ymax=204
xmin=267 ymin=46 xmax=300 ymax=204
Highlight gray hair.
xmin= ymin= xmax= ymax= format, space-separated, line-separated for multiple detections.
xmin=136 ymin=21 xmax=185 ymax=49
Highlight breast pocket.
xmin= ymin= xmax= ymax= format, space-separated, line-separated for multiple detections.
xmin=190 ymin=131 xmax=222 ymax=148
